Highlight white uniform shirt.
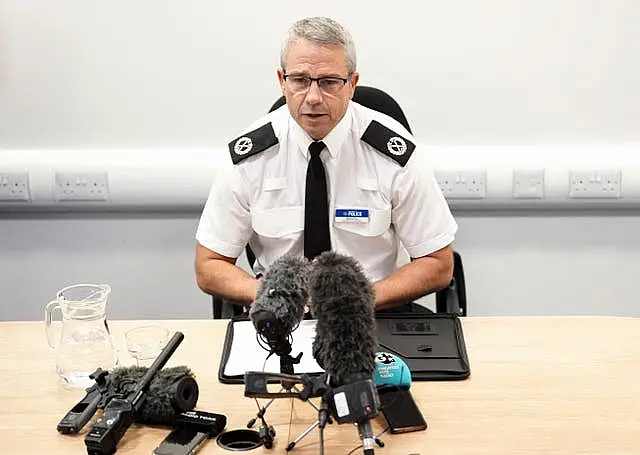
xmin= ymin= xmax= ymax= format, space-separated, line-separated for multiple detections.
xmin=196 ymin=101 xmax=458 ymax=281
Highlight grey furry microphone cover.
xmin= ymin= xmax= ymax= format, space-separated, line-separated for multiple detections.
xmin=249 ymin=254 xmax=310 ymax=333
xmin=309 ymin=251 xmax=377 ymax=386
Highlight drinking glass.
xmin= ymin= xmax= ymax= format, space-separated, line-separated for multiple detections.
xmin=125 ymin=325 xmax=169 ymax=367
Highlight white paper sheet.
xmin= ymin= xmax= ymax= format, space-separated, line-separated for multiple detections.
xmin=223 ymin=320 xmax=324 ymax=377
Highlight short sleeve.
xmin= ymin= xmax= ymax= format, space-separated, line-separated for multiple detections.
xmin=391 ymin=150 xmax=458 ymax=258
xmin=195 ymin=165 xmax=253 ymax=258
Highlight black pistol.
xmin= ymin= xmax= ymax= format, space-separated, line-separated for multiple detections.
xmin=84 ymin=331 xmax=185 ymax=455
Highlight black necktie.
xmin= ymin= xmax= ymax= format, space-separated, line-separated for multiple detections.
xmin=304 ymin=141 xmax=331 ymax=260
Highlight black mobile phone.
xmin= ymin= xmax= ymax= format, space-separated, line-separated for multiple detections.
xmin=378 ymin=387 xmax=427 ymax=434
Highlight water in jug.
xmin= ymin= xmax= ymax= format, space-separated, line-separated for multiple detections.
xmin=45 ymin=284 xmax=118 ymax=388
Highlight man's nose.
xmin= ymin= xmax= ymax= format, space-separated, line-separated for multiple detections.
xmin=304 ymin=81 xmax=324 ymax=105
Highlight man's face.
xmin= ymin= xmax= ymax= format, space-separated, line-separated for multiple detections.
xmin=278 ymin=39 xmax=359 ymax=141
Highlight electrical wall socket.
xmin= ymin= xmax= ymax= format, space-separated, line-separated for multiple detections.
xmin=436 ymin=170 xmax=486 ymax=199
xmin=569 ymin=169 xmax=621 ymax=199
xmin=55 ymin=172 xmax=109 ymax=201
xmin=0 ymin=172 xmax=30 ymax=201
xmin=513 ymin=169 xmax=545 ymax=199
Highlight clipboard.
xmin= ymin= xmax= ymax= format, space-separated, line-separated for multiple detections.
xmin=218 ymin=315 xmax=247 ymax=384
xmin=217 ymin=315 xmax=324 ymax=384
xmin=218 ymin=313 xmax=470 ymax=384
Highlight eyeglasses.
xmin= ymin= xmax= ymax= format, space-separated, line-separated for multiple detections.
xmin=283 ymin=73 xmax=350 ymax=95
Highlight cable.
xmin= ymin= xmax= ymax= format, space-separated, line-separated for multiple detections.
xmin=287 ymin=396 xmax=294 ymax=446
xmin=346 ymin=442 xmax=361 ymax=455
xmin=375 ymin=426 xmax=389 ymax=447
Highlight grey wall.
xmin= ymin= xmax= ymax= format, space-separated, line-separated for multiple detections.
xmin=0 ymin=213 xmax=208 ymax=321
xmin=453 ymin=212 xmax=640 ymax=316
xmin=2 ymin=210 xmax=638 ymax=321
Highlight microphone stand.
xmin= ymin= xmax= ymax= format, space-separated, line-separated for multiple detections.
xmin=287 ymin=375 xmax=384 ymax=455
xmin=317 ymin=390 xmax=331 ymax=455
xmin=248 ymin=316 xmax=381 ymax=454
xmin=356 ymin=419 xmax=376 ymax=455
xmin=250 ymin=331 xmax=322 ymax=449
xmin=243 ymin=371 xmax=383 ymax=454
xmin=285 ymin=379 xmax=332 ymax=453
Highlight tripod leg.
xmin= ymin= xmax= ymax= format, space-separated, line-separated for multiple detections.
xmin=249 ymin=384 xmax=298 ymax=427
xmin=286 ymin=420 xmax=319 ymax=452
xmin=291 ymin=385 xmax=321 ymax=412
xmin=247 ymin=396 xmax=277 ymax=428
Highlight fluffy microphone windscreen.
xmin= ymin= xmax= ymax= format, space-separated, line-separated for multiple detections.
xmin=373 ymin=352 xmax=412 ymax=389
xmin=309 ymin=251 xmax=377 ymax=386
xmin=249 ymin=254 xmax=309 ymax=336
xmin=98 ymin=365 xmax=199 ymax=425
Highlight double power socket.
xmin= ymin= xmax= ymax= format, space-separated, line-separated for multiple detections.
xmin=54 ymin=172 xmax=109 ymax=201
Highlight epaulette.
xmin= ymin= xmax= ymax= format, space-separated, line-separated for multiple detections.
xmin=228 ymin=123 xmax=279 ymax=164
xmin=360 ymin=120 xmax=415 ymax=167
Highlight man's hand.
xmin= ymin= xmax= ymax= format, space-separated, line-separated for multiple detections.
xmin=373 ymin=244 xmax=454 ymax=311
xmin=195 ymin=244 xmax=259 ymax=304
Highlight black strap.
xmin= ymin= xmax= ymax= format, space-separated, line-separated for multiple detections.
xmin=304 ymin=141 xmax=331 ymax=260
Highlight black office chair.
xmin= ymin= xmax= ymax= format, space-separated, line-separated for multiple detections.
xmin=211 ymin=86 xmax=467 ymax=318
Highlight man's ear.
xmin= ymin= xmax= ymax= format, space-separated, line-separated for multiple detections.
xmin=349 ymin=72 xmax=360 ymax=99
xmin=277 ymin=68 xmax=286 ymax=95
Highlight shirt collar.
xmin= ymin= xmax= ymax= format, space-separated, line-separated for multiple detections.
xmin=290 ymin=103 xmax=353 ymax=160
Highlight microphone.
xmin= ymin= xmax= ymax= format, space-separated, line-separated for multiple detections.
xmin=374 ymin=352 xmax=412 ymax=390
xmin=249 ymin=254 xmax=309 ymax=373
xmin=101 ymin=365 xmax=200 ymax=425
xmin=57 ymin=366 xmax=199 ymax=433
xmin=309 ymin=251 xmax=377 ymax=386
xmin=85 ymin=332 xmax=186 ymax=454
xmin=308 ymin=251 xmax=379 ymax=455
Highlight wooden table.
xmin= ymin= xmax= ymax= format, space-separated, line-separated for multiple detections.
xmin=1 ymin=317 xmax=638 ymax=455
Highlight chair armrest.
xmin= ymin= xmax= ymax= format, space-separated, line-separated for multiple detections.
xmin=435 ymin=250 xmax=467 ymax=316
xmin=211 ymin=295 xmax=247 ymax=319
xmin=212 ymin=295 xmax=223 ymax=319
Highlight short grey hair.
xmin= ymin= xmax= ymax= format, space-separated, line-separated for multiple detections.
xmin=280 ymin=17 xmax=357 ymax=75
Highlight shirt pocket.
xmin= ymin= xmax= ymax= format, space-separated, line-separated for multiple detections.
xmin=252 ymin=205 xmax=304 ymax=238
xmin=333 ymin=176 xmax=392 ymax=237
xmin=333 ymin=207 xmax=391 ymax=237
xmin=262 ymin=177 xmax=287 ymax=192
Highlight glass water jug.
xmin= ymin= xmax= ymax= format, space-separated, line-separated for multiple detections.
xmin=45 ymin=284 xmax=118 ymax=388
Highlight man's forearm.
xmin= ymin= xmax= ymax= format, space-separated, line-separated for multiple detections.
xmin=195 ymin=246 xmax=259 ymax=304
xmin=373 ymin=247 xmax=454 ymax=311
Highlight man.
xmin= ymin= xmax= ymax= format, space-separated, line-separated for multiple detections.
xmin=195 ymin=16 xmax=457 ymax=312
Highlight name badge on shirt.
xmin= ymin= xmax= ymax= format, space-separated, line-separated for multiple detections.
xmin=335 ymin=209 xmax=369 ymax=223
